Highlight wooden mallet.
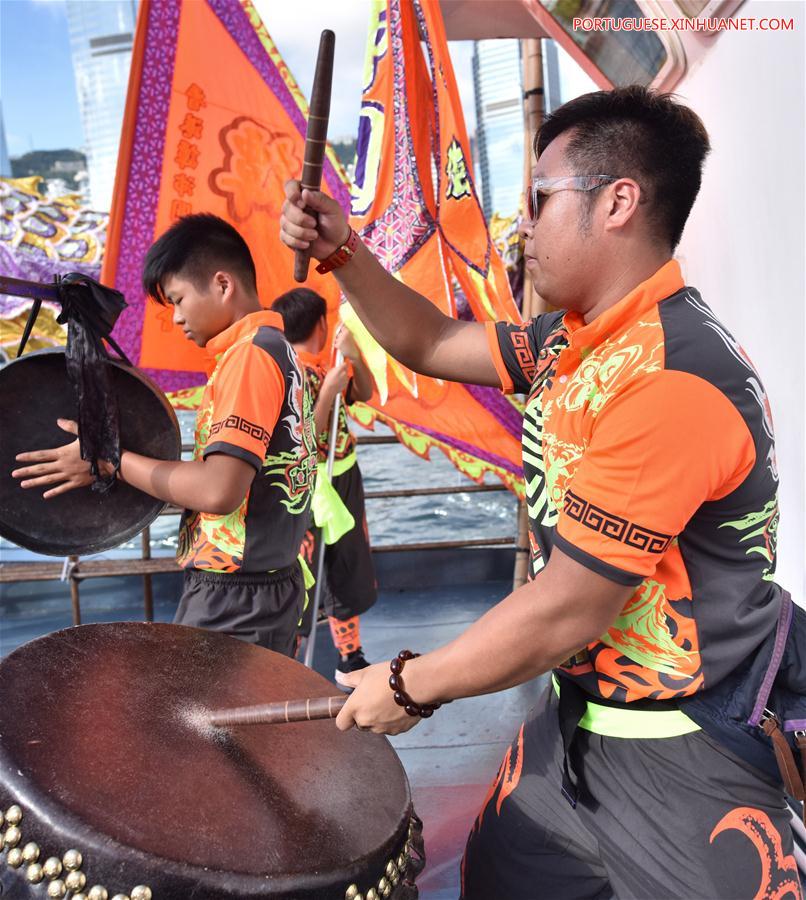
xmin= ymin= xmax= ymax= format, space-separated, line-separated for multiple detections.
xmin=207 ymin=695 xmax=347 ymax=727
xmin=294 ymin=29 xmax=336 ymax=283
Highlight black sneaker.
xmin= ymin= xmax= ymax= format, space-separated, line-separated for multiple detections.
xmin=335 ymin=647 xmax=370 ymax=691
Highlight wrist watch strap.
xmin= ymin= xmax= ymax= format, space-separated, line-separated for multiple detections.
xmin=315 ymin=228 xmax=360 ymax=274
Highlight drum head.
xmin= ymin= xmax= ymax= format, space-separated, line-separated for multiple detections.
xmin=0 ymin=349 xmax=180 ymax=555
xmin=0 ymin=623 xmax=414 ymax=899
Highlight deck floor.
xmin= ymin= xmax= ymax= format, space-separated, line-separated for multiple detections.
xmin=0 ymin=571 xmax=544 ymax=899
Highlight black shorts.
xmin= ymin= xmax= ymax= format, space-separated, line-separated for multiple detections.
xmin=174 ymin=563 xmax=304 ymax=657
xmin=324 ymin=462 xmax=377 ymax=619
xmin=300 ymin=461 xmax=377 ymax=621
xmin=462 ymin=685 xmax=800 ymax=900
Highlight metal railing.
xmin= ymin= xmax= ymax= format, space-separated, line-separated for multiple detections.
xmin=0 ymin=435 xmax=519 ymax=625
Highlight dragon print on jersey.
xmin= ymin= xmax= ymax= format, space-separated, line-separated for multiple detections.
xmin=520 ymin=326 xmax=568 ymax=577
xmin=265 ymin=345 xmax=317 ymax=516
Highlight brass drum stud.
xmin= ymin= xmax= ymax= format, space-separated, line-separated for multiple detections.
xmin=345 ymin=885 xmax=360 ymax=900
xmin=4 ymin=826 xmax=21 ymax=848
xmin=66 ymin=870 xmax=87 ymax=892
xmin=397 ymin=853 xmax=406 ymax=869
xmin=0 ymin=833 xmax=4 ymax=852
xmin=63 ymin=848 xmax=83 ymax=871
xmin=5 ymin=805 xmax=23 ymax=826
xmin=73 ymin=895 xmax=89 ymax=900
xmin=43 ymin=856 xmax=63 ymax=879
xmin=0 ymin=810 xmax=4 ymax=828
xmin=379 ymin=876 xmax=392 ymax=897
xmin=47 ymin=879 xmax=67 ymax=898
xmin=366 ymin=890 xmax=379 ymax=900
xmin=22 ymin=842 xmax=40 ymax=863
xmin=111 ymin=894 xmax=131 ymax=900
xmin=131 ymin=887 xmax=153 ymax=900
xmin=6 ymin=848 xmax=24 ymax=868
xmin=27 ymin=863 xmax=45 ymax=883
xmin=88 ymin=887 xmax=109 ymax=900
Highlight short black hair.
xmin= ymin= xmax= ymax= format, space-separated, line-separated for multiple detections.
xmin=271 ymin=289 xmax=327 ymax=343
xmin=535 ymin=86 xmax=710 ymax=250
xmin=142 ymin=213 xmax=257 ymax=303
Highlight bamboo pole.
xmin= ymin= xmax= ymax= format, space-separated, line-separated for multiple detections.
xmin=67 ymin=556 xmax=81 ymax=625
xmin=141 ymin=525 xmax=154 ymax=622
xmin=521 ymin=36 xmax=547 ymax=323
xmin=513 ymin=37 xmax=547 ymax=592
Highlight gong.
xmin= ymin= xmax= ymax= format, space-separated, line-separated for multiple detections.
xmin=0 ymin=349 xmax=180 ymax=555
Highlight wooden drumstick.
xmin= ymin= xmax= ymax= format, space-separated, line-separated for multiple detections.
xmin=294 ymin=29 xmax=335 ymax=283
xmin=207 ymin=695 xmax=347 ymax=727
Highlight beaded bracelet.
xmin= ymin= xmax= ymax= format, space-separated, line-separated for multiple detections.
xmin=389 ymin=650 xmax=441 ymax=718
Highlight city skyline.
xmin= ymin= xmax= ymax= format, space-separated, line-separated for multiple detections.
xmin=65 ymin=0 xmax=138 ymax=209
xmin=2 ymin=0 xmax=477 ymax=157
xmin=2 ymin=0 xmax=594 ymax=217
xmin=473 ymin=39 xmax=525 ymax=219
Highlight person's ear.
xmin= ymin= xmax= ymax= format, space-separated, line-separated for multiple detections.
xmin=212 ymin=271 xmax=235 ymax=302
xmin=603 ymin=178 xmax=643 ymax=232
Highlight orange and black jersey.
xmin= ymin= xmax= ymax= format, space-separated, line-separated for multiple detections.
xmin=177 ymin=310 xmax=317 ymax=574
xmin=488 ymin=261 xmax=782 ymax=702
xmin=296 ymin=351 xmax=357 ymax=463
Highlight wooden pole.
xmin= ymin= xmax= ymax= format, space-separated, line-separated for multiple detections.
xmin=68 ymin=555 xmax=81 ymax=625
xmin=521 ymin=37 xmax=546 ymax=322
xmin=141 ymin=526 xmax=154 ymax=622
xmin=513 ymin=38 xmax=547 ymax=592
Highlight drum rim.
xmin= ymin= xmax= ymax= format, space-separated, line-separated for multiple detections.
xmin=0 ymin=784 xmax=415 ymax=899
xmin=0 ymin=624 xmax=416 ymax=899
xmin=0 ymin=348 xmax=181 ymax=556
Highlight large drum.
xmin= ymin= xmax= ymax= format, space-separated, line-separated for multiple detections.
xmin=0 ymin=349 xmax=181 ymax=556
xmin=0 ymin=623 xmax=421 ymax=899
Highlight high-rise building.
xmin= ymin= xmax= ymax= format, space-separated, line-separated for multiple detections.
xmin=472 ymin=39 xmax=524 ymax=220
xmin=0 ymin=102 xmax=11 ymax=178
xmin=66 ymin=0 xmax=138 ymax=211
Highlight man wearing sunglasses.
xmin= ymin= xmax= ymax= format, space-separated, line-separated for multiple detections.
xmin=280 ymin=86 xmax=794 ymax=899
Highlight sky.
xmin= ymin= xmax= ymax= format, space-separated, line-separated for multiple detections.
xmin=1 ymin=0 xmax=85 ymax=155
xmin=0 ymin=0 xmax=479 ymax=156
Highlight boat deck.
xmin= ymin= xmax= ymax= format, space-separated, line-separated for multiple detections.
xmin=0 ymin=550 xmax=543 ymax=900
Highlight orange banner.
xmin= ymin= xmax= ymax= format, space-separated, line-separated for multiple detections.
xmin=347 ymin=0 xmax=525 ymax=493
xmin=102 ymin=0 xmax=350 ymax=393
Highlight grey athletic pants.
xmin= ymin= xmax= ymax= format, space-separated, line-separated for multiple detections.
xmin=461 ymin=686 xmax=801 ymax=900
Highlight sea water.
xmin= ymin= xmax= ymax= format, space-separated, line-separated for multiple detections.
xmin=0 ymin=412 xmax=518 ymax=563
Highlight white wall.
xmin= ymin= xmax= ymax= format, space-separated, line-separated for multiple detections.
xmin=675 ymin=1 xmax=805 ymax=601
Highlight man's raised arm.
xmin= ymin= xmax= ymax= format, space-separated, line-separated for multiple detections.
xmin=280 ymin=181 xmax=500 ymax=388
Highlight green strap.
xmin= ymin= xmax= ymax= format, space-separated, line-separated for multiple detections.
xmin=311 ymin=459 xmax=356 ymax=545
xmin=296 ymin=554 xmax=314 ymax=626
xmin=298 ymin=554 xmax=315 ymax=591
xmin=327 ymin=451 xmax=357 ymax=478
xmin=551 ymin=675 xmax=700 ymax=739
